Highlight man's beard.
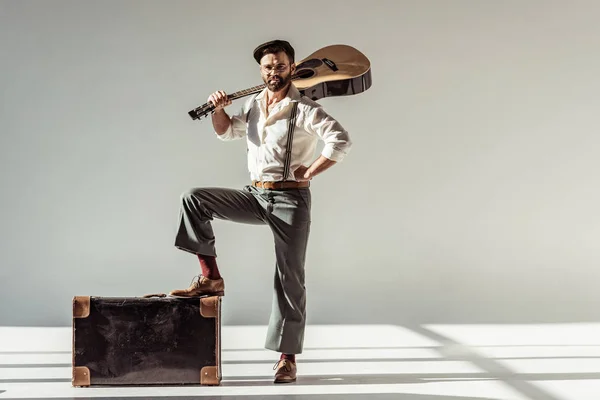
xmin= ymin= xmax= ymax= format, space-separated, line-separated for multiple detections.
xmin=264 ymin=73 xmax=291 ymax=92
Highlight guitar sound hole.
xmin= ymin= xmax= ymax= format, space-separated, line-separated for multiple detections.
xmin=295 ymin=59 xmax=323 ymax=69
xmin=295 ymin=69 xmax=315 ymax=79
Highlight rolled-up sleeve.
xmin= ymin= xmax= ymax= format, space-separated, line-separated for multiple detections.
xmin=303 ymin=105 xmax=352 ymax=162
xmin=215 ymin=114 xmax=246 ymax=141
xmin=215 ymin=98 xmax=253 ymax=141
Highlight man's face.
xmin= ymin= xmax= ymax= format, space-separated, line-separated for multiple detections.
xmin=260 ymin=51 xmax=295 ymax=92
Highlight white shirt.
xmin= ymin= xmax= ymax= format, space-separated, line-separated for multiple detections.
xmin=216 ymin=85 xmax=352 ymax=182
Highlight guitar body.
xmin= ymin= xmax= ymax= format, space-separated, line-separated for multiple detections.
xmin=188 ymin=44 xmax=372 ymax=120
xmin=293 ymin=44 xmax=372 ymax=101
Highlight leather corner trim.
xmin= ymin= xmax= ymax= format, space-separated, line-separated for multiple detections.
xmin=72 ymin=366 xmax=91 ymax=386
xmin=200 ymin=365 xmax=220 ymax=385
xmin=200 ymin=296 xmax=219 ymax=318
xmin=73 ymin=296 xmax=90 ymax=318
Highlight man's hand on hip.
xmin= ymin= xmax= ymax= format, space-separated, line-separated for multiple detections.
xmin=294 ymin=165 xmax=312 ymax=181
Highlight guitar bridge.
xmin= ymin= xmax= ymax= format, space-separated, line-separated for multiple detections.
xmin=321 ymin=58 xmax=338 ymax=71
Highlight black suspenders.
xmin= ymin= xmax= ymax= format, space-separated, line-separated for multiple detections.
xmin=283 ymin=101 xmax=299 ymax=181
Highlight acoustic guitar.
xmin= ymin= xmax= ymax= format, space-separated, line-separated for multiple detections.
xmin=188 ymin=44 xmax=372 ymax=120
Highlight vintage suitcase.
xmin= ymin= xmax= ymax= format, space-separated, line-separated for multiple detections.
xmin=72 ymin=295 xmax=221 ymax=386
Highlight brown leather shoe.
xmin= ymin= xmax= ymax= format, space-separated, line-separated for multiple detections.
xmin=169 ymin=275 xmax=224 ymax=297
xmin=273 ymin=359 xmax=297 ymax=383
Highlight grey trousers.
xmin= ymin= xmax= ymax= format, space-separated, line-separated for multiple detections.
xmin=174 ymin=184 xmax=311 ymax=354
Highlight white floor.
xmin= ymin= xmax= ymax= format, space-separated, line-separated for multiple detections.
xmin=1 ymin=324 xmax=600 ymax=399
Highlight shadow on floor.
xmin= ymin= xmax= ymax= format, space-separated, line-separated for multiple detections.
xmin=3 ymin=371 xmax=600 ymax=385
xmin=0 ymin=395 xmax=531 ymax=400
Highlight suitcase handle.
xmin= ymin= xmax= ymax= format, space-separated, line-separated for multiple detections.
xmin=141 ymin=293 xmax=167 ymax=298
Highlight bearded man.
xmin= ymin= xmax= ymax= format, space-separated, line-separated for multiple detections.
xmin=171 ymin=39 xmax=352 ymax=383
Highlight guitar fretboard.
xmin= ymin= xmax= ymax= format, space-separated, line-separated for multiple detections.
xmin=190 ymin=72 xmax=333 ymax=119
xmin=228 ymin=84 xmax=266 ymax=100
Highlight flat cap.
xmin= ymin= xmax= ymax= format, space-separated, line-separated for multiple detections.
xmin=253 ymin=39 xmax=295 ymax=63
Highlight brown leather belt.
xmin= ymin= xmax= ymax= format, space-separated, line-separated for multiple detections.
xmin=252 ymin=180 xmax=310 ymax=190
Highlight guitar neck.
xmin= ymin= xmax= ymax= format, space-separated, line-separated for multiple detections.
xmin=189 ymin=74 xmax=322 ymax=120
xmin=227 ymin=84 xmax=266 ymax=101
xmin=224 ymin=75 xmax=304 ymax=101
xmin=188 ymin=84 xmax=265 ymax=120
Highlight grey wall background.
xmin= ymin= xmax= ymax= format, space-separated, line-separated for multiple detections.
xmin=1 ymin=0 xmax=599 ymax=327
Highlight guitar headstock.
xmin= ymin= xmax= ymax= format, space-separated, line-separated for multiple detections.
xmin=188 ymin=102 xmax=216 ymax=121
